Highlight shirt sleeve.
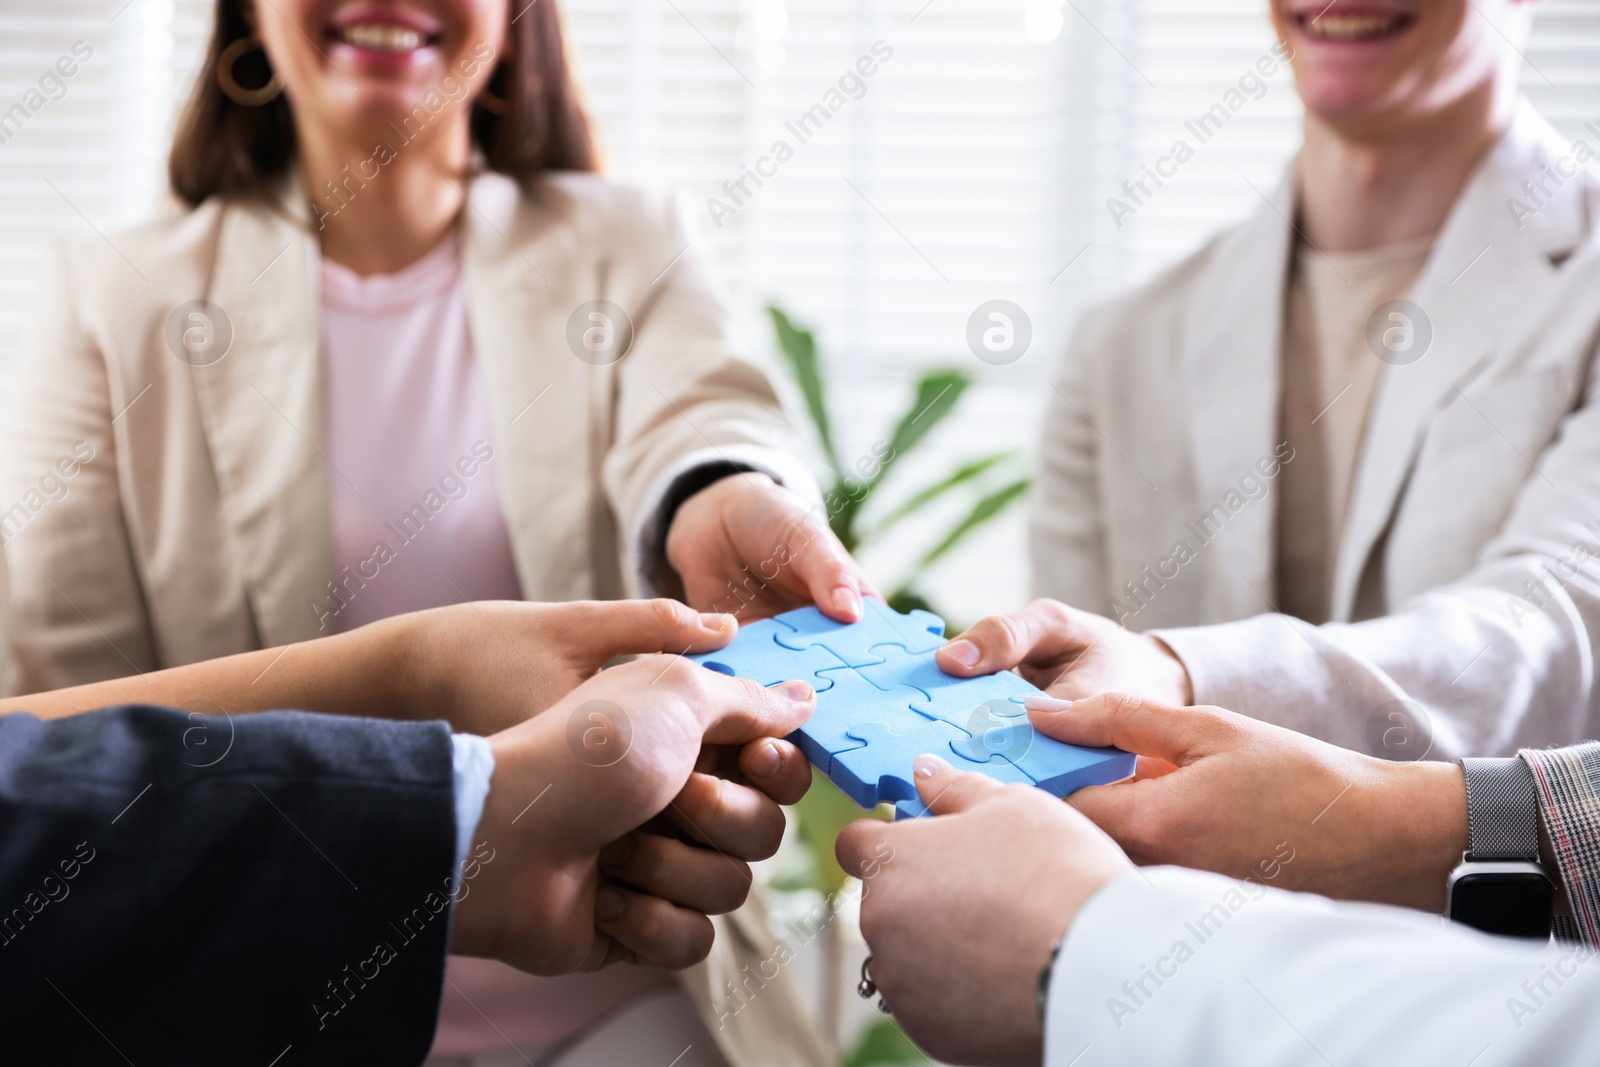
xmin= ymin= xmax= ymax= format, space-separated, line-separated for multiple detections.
xmin=1521 ymin=740 xmax=1600 ymax=944
xmin=1045 ymin=866 xmax=1600 ymax=1067
xmin=449 ymin=732 xmax=496 ymax=877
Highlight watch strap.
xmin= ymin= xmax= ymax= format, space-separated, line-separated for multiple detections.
xmin=1458 ymin=757 xmax=1540 ymax=861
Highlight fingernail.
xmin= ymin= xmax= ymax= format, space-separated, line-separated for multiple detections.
xmin=943 ymin=639 xmax=981 ymax=668
xmin=599 ymin=835 xmax=636 ymax=869
xmin=832 ymin=585 xmax=862 ymax=619
xmin=701 ymin=612 xmax=736 ymax=632
xmin=914 ymin=753 xmax=952 ymax=778
xmin=749 ymin=739 xmax=783 ymax=777
xmin=779 ymin=679 xmax=814 ymax=702
xmin=1023 ymin=694 xmax=1073 ymax=712
xmin=596 ymin=888 xmax=626 ymax=922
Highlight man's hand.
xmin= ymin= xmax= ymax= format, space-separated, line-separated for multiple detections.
xmin=389 ymin=598 xmax=741 ymax=735
xmin=1030 ymin=692 xmax=1470 ymax=911
xmin=836 ymin=755 xmax=1133 ymax=1067
xmin=451 ymin=656 xmax=816 ymax=974
xmin=599 ymin=727 xmax=814 ymax=920
xmin=665 ymin=472 xmax=878 ymax=624
xmin=936 ymin=598 xmax=1193 ymax=705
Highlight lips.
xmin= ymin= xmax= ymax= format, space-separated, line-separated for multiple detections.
xmin=327 ymin=6 xmax=443 ymax=57
xmin=335 ymin=23 xmax=431 ymax=51
xmin=1290 ymin=7 xmax=1415 ymax=42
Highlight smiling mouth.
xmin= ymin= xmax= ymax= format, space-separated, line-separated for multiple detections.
xmin=1294 ymin=11 xmax=1415 ymax=41
xmin=332 ymin=22 xmax=440 ymax=53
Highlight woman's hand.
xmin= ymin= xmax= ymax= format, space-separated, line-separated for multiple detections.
xmin=452 ymin=655 xmax=816 ymax=974
xmin=936 ymin=598 xmax=1193 ymax=705
xmin=0 ymin=598 xmax=742 ymax=737
xmin=389 ymin=598 xmax=741 ymax=735
xmin=836 ymin=756 xmax=1133 ymax=1067
xmin=1029 ymin=692 xmax=1470 ymax=912
xmin=665 ymin=472 xmax=878 ymax=624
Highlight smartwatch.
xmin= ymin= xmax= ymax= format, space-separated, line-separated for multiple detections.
xmin=1446 ymin=757 xmax=1554 ymax=939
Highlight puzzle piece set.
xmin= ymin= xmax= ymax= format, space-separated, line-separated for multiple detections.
xmin=691 ymin=601 xmax=1135 ymax=819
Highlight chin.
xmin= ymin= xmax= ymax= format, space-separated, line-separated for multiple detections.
xmin=330 ymin=82 xmax=460 ymax=130
xmin=1294 ymin=76 xmax=1404 ymax=123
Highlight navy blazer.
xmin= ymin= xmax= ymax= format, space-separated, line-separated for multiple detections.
xmin=0 ymin=704 xmax=458 ymax=1065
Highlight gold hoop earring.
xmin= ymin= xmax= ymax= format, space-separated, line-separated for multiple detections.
xmin=217 ymin=35 xmax=284 ymax=107
xmin=476 ymin=88 xmax=508 ymax=115
xmin=476 ymin=62 xmax=521 ymax=116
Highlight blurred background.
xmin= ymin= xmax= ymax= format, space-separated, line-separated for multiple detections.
xmin=3 ymin=0 xmax=1598 ymax=623
xmin=4 ymin=2 xmax=1600 ymax=1060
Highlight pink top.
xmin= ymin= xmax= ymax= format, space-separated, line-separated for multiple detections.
xmin=318 ymin=233 xmax=671 ymax=1056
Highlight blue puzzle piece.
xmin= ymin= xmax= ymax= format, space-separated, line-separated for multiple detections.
xmin=688 ymin=604 xmax=1136 ymax=817
xmin=853 ymin=646 xmax=1035 ymax=723
xmin=791 ymin=665 xmax=923 ymax=776
xmin=696 ymin=619 xmax=849 ymax=688
xmin=830 ymin=719 xmax=971 ymax=809
xmin=771 ymin=602 xmax=946 ymax=665
xmin=1000 ymin=723 xmax=1134 ymax=796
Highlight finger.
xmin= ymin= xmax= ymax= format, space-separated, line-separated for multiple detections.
xmin=1065 ymin=780 xmax=1140 ymax=834
xmin=662 ymin=660 xmax=815 ymax=746
xmin=935 ymin=599 xmax=1083 ymax=677
xmin=663 ymin=772 xmax=788 ymax=860
xmin=911 ymin=753 xmax=1012 ymax=815
xmin=594 ymin=886 xmax=716 ymax=971
xmin=836 ymin=817 xmax=895 ymax=879
xmin=737 ymin=737 xmax=812 ymax=806
xmin=599 ymin=833 xmax=753 ymax=915
xmin=772 ymin=500 xmax=870 ymax=623
xmin=575 ymin=598 xmax=738 ymax=659
xmin=1024 ymin=692 xmax=1224 ymax=766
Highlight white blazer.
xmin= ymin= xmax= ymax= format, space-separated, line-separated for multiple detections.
xmin=1030 ymin=100 xmax=1600 ymax=758
xmin=1045 ymin=867 xmax=1600 ymax=1067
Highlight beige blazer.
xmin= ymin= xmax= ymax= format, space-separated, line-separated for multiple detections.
xmin=2 ymin=170 xmax=828 ymax=1067
xmin=1031 ymin=99 xmax=1600 ymax=759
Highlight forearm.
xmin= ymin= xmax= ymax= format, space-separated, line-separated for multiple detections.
xmin=0 ymin=614 xmax=412 ymax=721
xmin=0 ymin=705 xmax=456 ymax=1061
xmin=1047 ymin=867 xmax=1596 ymax=1067
xmin=1153 ymin=566 xmax=1596 ymax=756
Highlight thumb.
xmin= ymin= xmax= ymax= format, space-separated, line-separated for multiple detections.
xmin=912 ymin=753 xmax=1011 ymax=816
xmin=580 ymin=599 xmax=738 ymax=659
xmin=776 ymin=503 xmax=872 ymax=623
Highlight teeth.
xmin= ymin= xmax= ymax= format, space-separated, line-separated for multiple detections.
xmin=1302 ymin=13 xmax=1404 ymax=40
xmin=338 ymin=23 xmax=426 ymax=52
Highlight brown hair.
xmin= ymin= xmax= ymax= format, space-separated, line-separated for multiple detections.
xmin=169 ymin=0 xmax=597 ymax=207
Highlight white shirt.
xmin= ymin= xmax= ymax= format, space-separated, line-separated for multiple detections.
xmin=1046 ymin=867 xmax=1600 ymax=1066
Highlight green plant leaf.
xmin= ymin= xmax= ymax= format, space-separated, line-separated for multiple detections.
xmin=834 ymin=369 xmax=971 ymax=540
xmin=869 ymin=450 xmax=1019 ymax=537
xmin=916 ymin=476 xmax=1031 ymax=570
xmin=843 ymin=1019 xmax=929 ymax=1067
xmin=884 ymin=588 xmax=936 ymax=616
xmin=767 ymin=305 xmax=843 ymax=477
xmin=875 ymin=370 xmax=970 ymax=489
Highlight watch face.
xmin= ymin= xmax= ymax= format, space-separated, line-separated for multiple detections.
xmin=1449 ymin=870 xmax=1555 ymax=939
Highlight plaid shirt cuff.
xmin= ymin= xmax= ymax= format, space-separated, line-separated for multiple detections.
xmin=1519 ymin=741 xmax=1600 ymax=944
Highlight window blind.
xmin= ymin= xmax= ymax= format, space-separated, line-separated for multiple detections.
xmin=3 ymin=0 xmax=1598 ymax=616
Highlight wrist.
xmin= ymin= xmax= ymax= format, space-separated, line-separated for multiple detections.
xmin=1369 ymin=759 xmax=1469 ymax=912
xmin=451 ymin=731 xmax=536 ymax=959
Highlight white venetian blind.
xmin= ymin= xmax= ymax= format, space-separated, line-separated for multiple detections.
xmin=4 ymin=0 xmax=1600 ymax=616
